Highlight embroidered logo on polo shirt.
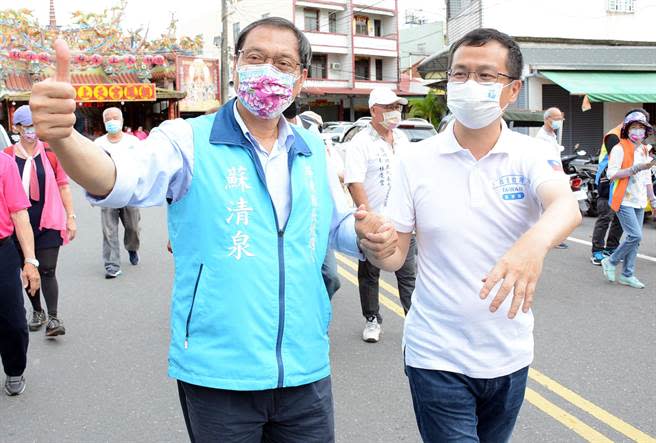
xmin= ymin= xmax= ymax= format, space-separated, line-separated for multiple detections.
xmin=493 ymin=175 xmax=527 ymax=201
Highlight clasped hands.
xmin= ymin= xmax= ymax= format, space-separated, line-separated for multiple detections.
xmin=353 ymin=205 xmax=398 ymax=261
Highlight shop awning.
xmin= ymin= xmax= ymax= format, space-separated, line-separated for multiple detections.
xmin=540 ymin=71 xmax=656 ymax=103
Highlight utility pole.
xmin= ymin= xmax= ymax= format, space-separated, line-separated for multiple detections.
xmin=220 ymin=0 xmax=229 ymax=103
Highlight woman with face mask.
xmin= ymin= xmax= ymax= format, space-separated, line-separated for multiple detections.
xmin=601 ymin=111 xmax=656 ymax=289
xmin=4 ymin=105 xmax=77 ymax=336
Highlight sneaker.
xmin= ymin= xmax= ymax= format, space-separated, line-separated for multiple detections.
xmin=555 ymin=242 xmax=569 ymax=249
xmin=105 ymin=269 xmax=122 ymax=279
xmin=4 ymin=375 xmax=26 ymax=396
xmin=590 ymin=251 xmax=605 ymax=266
xmin=603 ymin=248 xmax=616 ymax=257
xmin=128 ymin=250 xmax=140 ymax=266
xmin=29 ymin=310 xmax=47 ymax=331
xmin=618 ymin=275 xmax=645 ymax=289
xmin=362 ymin=317 xmax=381 ymax=343
xmin=601 ymin=257 xmax=616 ymax=282
xmin=45 ymin=316 xmax=66 ymax=337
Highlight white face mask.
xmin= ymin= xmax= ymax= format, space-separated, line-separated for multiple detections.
xmin=447 ymin=80 xmax=511 ymax=129
xmin=381 ymin=110 xmax=402 ymax=129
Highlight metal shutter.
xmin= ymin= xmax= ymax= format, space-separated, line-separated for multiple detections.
xmin=542 ymin=84 xmax=604 ymax=156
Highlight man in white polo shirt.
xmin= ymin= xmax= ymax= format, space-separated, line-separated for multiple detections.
xmin=344 ymin=87 xmax=416 ymax=343
xmin=361 ymin=28 xmax=581 ymax=441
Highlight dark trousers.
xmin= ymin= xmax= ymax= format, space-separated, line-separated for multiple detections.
xmin=591 ymin=197 xmax=623 ymax=253
xmin=177 ymin=376 xmax=334 ymax=443
xmin=358 ymin=236 xmax=416 ymax=321
xmin=406 ymin=366 xmax=529 ymax=443
xmin=0 ymin=239 xmax=29 ymax=377
xmin=17 ymin=246 xmax=61 ymax=317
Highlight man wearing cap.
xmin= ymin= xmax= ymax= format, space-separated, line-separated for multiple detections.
xmin=344 ymin=87 xmax=416 ymax=343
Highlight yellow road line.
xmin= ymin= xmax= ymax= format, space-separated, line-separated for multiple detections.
xmin=335 ymin=253 xmax=656 ymax=442
xmin=529 ymin=369 xmax=656 ymax=443
xmin=524 ymin=389 xmax=614 ymax=443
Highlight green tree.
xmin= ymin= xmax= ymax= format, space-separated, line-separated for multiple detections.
xmin=407 ymin=90 xmax=447 ymax=126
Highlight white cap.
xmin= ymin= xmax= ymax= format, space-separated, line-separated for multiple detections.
xmin=368 ymin=87 xmax=408 ymax=108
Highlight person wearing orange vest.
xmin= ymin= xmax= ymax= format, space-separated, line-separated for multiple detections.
xmin=588 ymin=109 xmax=649 ymax=265
xmin=600 ymin=111 xmax=656 ymax=289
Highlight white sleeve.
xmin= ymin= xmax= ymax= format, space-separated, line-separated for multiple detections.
xmin=343 ymin=138 xmax=368 ymax=185
xmin=87 ymin=119 xmax=194 ymax=208
xmin=385 ymin=156 xmax=415 ymax=233
xmin=606 ymin=144 xmax=624 ymax=179
xmin=525 ymin=147 xmax=568 ymax=196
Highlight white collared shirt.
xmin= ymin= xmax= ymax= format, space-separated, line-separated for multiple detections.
xmin=387 ymin=120 xmax=567 ymax=378
xmin=344 ymin=124 xmax=409 ymax=213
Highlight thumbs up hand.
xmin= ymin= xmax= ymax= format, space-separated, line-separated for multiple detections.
xmin=29 ymin=39 xmax=77 ymax=142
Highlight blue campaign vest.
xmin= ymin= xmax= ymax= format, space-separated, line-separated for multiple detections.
xmin=167 ymin=101 xmax=334 ymax=390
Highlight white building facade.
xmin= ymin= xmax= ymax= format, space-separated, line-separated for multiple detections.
xmin=229 ymin=0 xmax=402 ymax=121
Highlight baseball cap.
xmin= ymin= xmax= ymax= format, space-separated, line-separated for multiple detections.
xmin=623 ymin=111 xmax=654 ymax=134
xmin=368 ymin=87 xmax=408 ymax=108
xmin=13 ymin=105 xmax=33 ymax=126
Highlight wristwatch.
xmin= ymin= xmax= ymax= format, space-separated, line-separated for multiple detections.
xmin=25 ymin=258 xmax=40 ymax=268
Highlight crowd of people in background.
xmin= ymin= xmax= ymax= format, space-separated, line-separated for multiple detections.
xmin=0 ymin=17 xmax=654 ymax=443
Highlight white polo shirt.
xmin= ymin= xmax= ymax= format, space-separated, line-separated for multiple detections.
xmin=387 ymin=121 xmax=567 ymax=378
xmin=344 ymin=125 xmax=408 ymax=213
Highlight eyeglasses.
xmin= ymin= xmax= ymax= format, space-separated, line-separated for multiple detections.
xmin=377 ymin=103 xmax=403 ymax=111
xmin=447 ymin=69 xmax=517 ymax=85
xmin=238 ymin=49 xmax=301 ymax=74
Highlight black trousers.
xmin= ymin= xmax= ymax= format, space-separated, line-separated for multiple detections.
xmin=358 ymin=236 xmax=417 ymax=321
xmin=591 ymin=197 xmax=623 ymax=253
xmin=16 ymin=246 xmax=61 ymax=317
xmin=0 ymin=238 xmax=29 ymax=377
xmin=177 ymin=376 xmax=334 ymax=443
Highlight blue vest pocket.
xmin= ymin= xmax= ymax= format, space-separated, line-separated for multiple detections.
xmin=184 ymin=264 xmax=204 ymax=349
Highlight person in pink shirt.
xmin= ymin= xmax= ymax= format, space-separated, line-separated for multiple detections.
xmin=0 ymin=151 xmax=40 ymax=396
xmin=5 ymin=105 xmax=77 ymax=337
xmin=133 ymin=126 xmax=148 ymax=141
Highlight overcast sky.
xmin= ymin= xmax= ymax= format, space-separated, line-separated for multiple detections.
xmin=6 ymin=0 xmax=445 ymax=55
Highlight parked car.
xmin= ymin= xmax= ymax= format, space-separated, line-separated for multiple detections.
xmin=340 ymin=119 xmax=437 ymax=144
xmin=321 ymin=123 xmax=353 ymax=144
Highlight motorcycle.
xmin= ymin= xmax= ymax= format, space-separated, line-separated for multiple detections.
xmin=562 ymin=149 xmax=598 ymax=216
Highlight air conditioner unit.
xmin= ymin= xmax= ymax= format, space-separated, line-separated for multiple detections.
xmin=330 ymin=62 xmax=341 ymax=70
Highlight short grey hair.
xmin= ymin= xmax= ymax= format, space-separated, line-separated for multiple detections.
xmin=543 ymin=107 xmax=561 ymax=121
xmin=235 ymin=17 xmax=312 ymax=69
xmin=102 ymin=107 xmax=123 ymax=121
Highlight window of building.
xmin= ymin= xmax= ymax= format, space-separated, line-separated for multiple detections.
xmin=329 ymin=12 xmax=337 ymax=33
xmin=304 ymin=8 xmax=319 ymax=32
xmin=309 ymin=54 xmax=328 ymax=79
xmin=375 ymin=59 xmax=383 ymax=81
xmin=374 ymin=19 xmax=382 ymax=37
xmin=607 ymin=0 xmax=635 ymax=12
xmin=355 ymin=58 xmax=370 ymax=80
xmin=355 ymin=16 xmax=369 ymax=36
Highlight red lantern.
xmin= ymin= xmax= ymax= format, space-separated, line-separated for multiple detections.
xmin=74 ymin=53 xmax=87 ymax=64
xmin=38 ymin=52 xmax=51 ymax=63
xmin=152 ymin=54 xmax=165 ymax=65
xmin=90 ymin=54 xmax=103 ymax=65
xmin=108 ymin=55 xmax=120 ymax=65
xmin=8 ymin=49 xmax=21 ymax=60
xmin=124 ymin=55 xmax=136 ymax=65
xmin=143 ymin=54 xmax=153 ymax=65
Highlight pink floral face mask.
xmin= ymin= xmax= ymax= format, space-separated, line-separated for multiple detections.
xmin=236 ymin=64 xmax=298 ymax=120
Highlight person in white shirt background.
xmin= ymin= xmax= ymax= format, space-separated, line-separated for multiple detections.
xmin=360 ymin=28 xmax=581 ymax=442
xmin=535 ymin=107 xmax=569 ymax=249
xmin=536 ymin=107 xmax=565 ymax=158
xmin=600 ymin=111 xmax=656 ymax=289
xmin=94 ymin=107 xmax=142 ymax=279
xmin=344 ymin=87 xmax=417 ymax=343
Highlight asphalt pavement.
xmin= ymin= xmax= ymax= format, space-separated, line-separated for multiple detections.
xmin=1 ymin=185 xmax=654 ymax=442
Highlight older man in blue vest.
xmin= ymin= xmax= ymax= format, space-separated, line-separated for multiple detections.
xmin=29 ymin=17 xmax=397 ymax=443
